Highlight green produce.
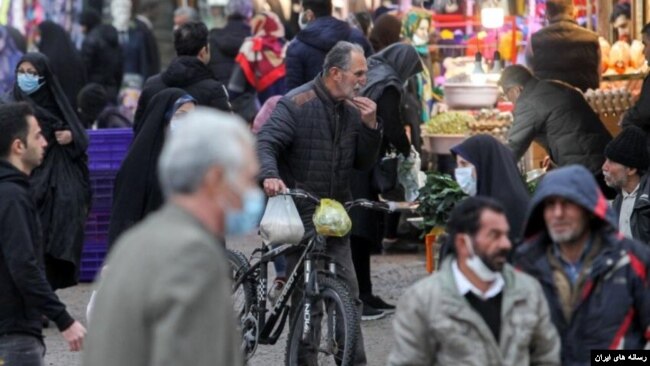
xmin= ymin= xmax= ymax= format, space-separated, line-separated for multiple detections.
xmin=424 ymin=112 xmax=474 ymax=135
xmin=416 ymin=172 xmax=467 ymax=236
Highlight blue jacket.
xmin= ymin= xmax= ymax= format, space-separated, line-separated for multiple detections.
xmin=514 ymin=165 xmax=650 ymax=366
xmin=285 ymin=16 xmax=373 ymax=91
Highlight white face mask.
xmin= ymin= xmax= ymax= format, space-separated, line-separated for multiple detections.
xmin=412 ymin=33 xmax=429 ymax=46
xmin=298 ymin=12 xmax=310 ymax=30
xmin=464 ymin=234 xmax=499 ymax=282
xmin=455 ymin=167 xmax=477 ymax=196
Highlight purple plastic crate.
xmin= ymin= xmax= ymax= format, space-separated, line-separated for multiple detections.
xmin=79 ymin=242 xmax=108 ymax=282
xmin=87 ymin=128 xmax=133 ymax=171
xmin=85 ymin=211 xmax=111 ymax=244
xmin=87 ymin=128 xmax=133 ymax=145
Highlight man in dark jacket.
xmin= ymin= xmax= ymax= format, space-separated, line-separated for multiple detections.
xmin=286 ymin=0 xmax=373 ymax=90
xmin=257 ymin=41 xmax=382 ymax=364
xmin=208 ymin=0 xmax=252 ymax=84
xmin=133 ymin=21 xmax=230 ymax=134
xmin=514 ymin=165 xmax=650 ymax=366
xmin=603 ymin=126 xmax=650 ymax=245
xmin=621 ymin=23 xmax=650 ymax=152
xmin=500 ymin=65 xmax=614 ymax=197
xmin=0 ymin=102 xmax=86 ymax=362
xmin=527 ymin=0 xmax=600 ymax=92
xmin=80 ymin=9 xmax=124 ymax=104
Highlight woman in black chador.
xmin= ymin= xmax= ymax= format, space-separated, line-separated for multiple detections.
xmin=3 ymin=52 xmax=91 ymax=290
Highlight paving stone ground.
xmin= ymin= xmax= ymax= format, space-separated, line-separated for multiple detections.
xmin=44 ymin=234 xmax=428 ymax=366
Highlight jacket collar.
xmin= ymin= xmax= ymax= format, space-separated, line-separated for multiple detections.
xmin=313 ymin=75 xmax=345 ymax=110
xmin=0 ymin=159 xmax=30 ymax=188
xmin=549 ymin=15 xmax=577 ymax=25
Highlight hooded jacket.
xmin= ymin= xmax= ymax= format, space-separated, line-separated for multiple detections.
xmin=133 ymin=56 xmax=230 ymax=135
xmin=514 ymin=165 xmax=650 ymax=366
xmin=285 ymin=16 xmax=373 ymax=91
xmin=209 ymin=17 xmax=251 ymax=85
xmin=81 ymin=24 xmax=124 ymax=102
xmin=0 ymin=160 xmax=74 ymax=337
xmin=451 ymin=135 xmax=530 ymax=243
xmin=507 ymin=77 xmax=612 ymax=175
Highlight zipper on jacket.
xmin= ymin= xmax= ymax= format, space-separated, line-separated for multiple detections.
xmin=330 ymin=107 xmax=341 ymax=198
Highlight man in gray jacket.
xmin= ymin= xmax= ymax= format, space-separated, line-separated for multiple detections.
xmin=388 ymin=197 xmax=560 ymax=366
xmin=83 ymin=108 xmax=255 ymax=366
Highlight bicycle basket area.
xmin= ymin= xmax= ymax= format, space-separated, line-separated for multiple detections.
xmin=313 ymin=199 xmax=352 ymax=237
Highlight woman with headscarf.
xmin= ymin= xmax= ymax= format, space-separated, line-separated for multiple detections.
xmin=36 ymin=21 xmax=87 ymax=111
xmin=233 ymin=11 xmax=288 ymax=105
xmin=3 ymin=52 xmax=91 ymax=290
xmin=350 ymin=43 xmax=424 ymax=319
xmin=450 ymin=134 xmax=530 ymax=243
xmin=108 ymin=88 xmax=197 ymax=247
xmin=0 ymin=26 xmax=23 ymax=94
xmin=401 ymin=9 xmax=434 ymax=123
xmin=369 ymin=14 xmax=401 ymax=52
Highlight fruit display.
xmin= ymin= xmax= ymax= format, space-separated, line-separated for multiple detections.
xmin=584 ymin=88 xmax=634 ymax=117
xmin=424 ymin=111 xmax=474 ymax=135
xmin=599 ymin=38 xmax=647 ymax=75
xmin=467 ymin=109 xmax=513 ymax=142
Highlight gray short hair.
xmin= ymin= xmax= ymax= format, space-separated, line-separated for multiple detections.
xmin=323 ymin=41 xmax=365 ymax=76
xmin=158 ymin=107 xmax=254 ymax=196
xmin=174 ymin=6 xmax=200 ymax=21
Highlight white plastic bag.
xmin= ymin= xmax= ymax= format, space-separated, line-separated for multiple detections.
xmin=259 ymin=195 xmax=305 ymax=245
xmin=398 ymin=146 xmax=425 ymax=202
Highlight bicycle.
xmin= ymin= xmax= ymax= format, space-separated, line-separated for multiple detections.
xmin=227 ymin=188 xmax=391 ymax=365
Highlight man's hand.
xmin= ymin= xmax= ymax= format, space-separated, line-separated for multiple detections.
xmin=55 ymin=130 xmax=73 ymax=145
xmin=263 ymin=178 xmax=287 ymax=197
xmin=61 ymin=320 xmax=86 ymax=352
xmin=349 ymin=97 xmax=377 ymax=129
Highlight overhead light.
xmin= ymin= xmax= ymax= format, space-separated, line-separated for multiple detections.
xmin=481 ymin=6 xmax=504 ymax=29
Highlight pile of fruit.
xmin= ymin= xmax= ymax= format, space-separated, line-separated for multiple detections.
xmin=600 ymin=38 xmax=647 ymax=75
xmin=467 ymin=109 xmax=513 ymax=142
xmin=424 ymin=112 xmax=474 ymax=135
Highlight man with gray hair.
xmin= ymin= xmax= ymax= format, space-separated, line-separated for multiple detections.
xmin=257 ymin=40 xmax=382 ymax=365
xmin=173 ymin=6 xmax=200 ymax=29
xmin=82 ymin=108 xmax=258 ymax=366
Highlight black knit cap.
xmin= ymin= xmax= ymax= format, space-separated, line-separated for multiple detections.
xmin=604 ymin=126 xmax=649 ymax=171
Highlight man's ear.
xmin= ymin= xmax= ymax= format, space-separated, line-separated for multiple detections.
xmin=628 ymin=167 xmax=639 ymax=177
xmin=10 ymin=138 xmax=24 ymax=156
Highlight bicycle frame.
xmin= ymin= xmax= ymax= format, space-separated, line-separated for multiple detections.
xmin=235 ymin=234 xmax=336 ymax=346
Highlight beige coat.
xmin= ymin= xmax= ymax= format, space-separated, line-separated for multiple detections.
xmin=82 ymin=204 xmax=243 ymax=366
xmin=388 ymin=258 xmax=560 ymax=366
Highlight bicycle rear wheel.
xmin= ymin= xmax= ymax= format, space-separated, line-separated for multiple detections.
xmin=285 ymin=276 xmax=359 ymax=366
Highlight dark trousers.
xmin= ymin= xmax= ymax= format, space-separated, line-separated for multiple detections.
xmin=286 ymin=236 xmax=367 ymax=365
xmin=0 ymin=334 xmax=45 ymax=366
xmin=350 ymin=235 xmax=373 ymax=297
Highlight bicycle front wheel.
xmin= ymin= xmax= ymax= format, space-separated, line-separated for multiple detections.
xmin=285 ymin=276 xmax=359 ymax=366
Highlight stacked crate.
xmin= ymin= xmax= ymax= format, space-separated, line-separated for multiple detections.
xmin=80 ymin=128 xmax=133 ymax=282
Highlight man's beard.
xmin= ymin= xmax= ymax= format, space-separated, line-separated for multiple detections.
xmin=603 ymin=172 xmax=627 ymax=189
xmin=548 ymin=219 xmax=589 ymax=244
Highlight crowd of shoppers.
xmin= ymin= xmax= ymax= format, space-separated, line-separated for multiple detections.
xmin=2 ymin=0 xmax=650 ymax=365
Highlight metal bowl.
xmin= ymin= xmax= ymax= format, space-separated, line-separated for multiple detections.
xmin=444 ymin=83 xmax=499 ymax=109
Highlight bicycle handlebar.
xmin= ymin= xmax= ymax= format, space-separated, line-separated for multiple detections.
xmin=281 ymin=189 xmax=392 ymax=212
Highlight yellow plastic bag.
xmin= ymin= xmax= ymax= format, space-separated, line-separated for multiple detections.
xmin=313 ymin=199 xmax=352 ymax=237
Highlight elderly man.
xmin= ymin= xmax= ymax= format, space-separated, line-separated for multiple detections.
xmin=0 ymin=102 xmax=86 ymax=364
xmin=527 ymin=0 xmax=600 ymax=92
xmin=82 ymin=108 xmax=255 ymax=366
xmin=388 ymin=197 xmax=560 ymax=366
xmin=500 ymin=65 xmax=614 ymax=197
xmin=603 ymin=126 xmax=650 ymax=244
xmin=257 ymin=41 xmax=382 ymax=364
xmin=515 ymin=165 xmax=650 ymax=366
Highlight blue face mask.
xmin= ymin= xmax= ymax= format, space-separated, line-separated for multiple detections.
xmin=455 ymin=167 xmax=477 ymax=196
xmin=225 ymin=188 xmax=265 ymax=236
xmin=17 ymin=73 xmax=44 ymax=95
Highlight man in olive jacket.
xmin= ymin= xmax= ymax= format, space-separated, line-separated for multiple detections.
xmin=257 ymin=41 xmax=382 ymax=365
xmin=388 ymin=197 xmax=560 ymax=366
xmin=500 ymin=65 xmax=614 ymax=197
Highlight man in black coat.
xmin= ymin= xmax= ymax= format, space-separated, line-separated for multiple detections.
xmin=80 ymin=9 xmax=124 ymax=104
xmin=133 ymin=21 xmax=230 ymax=134
xmin=0 ymin=102 xmax=86 ymax=362
xmin=257 ymin=41 xmax=382 ymax=365
xmin=526 ymin=0 xmax=600 ymax=92
xmin=208 ymin=0 xmax=252 ymax=85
